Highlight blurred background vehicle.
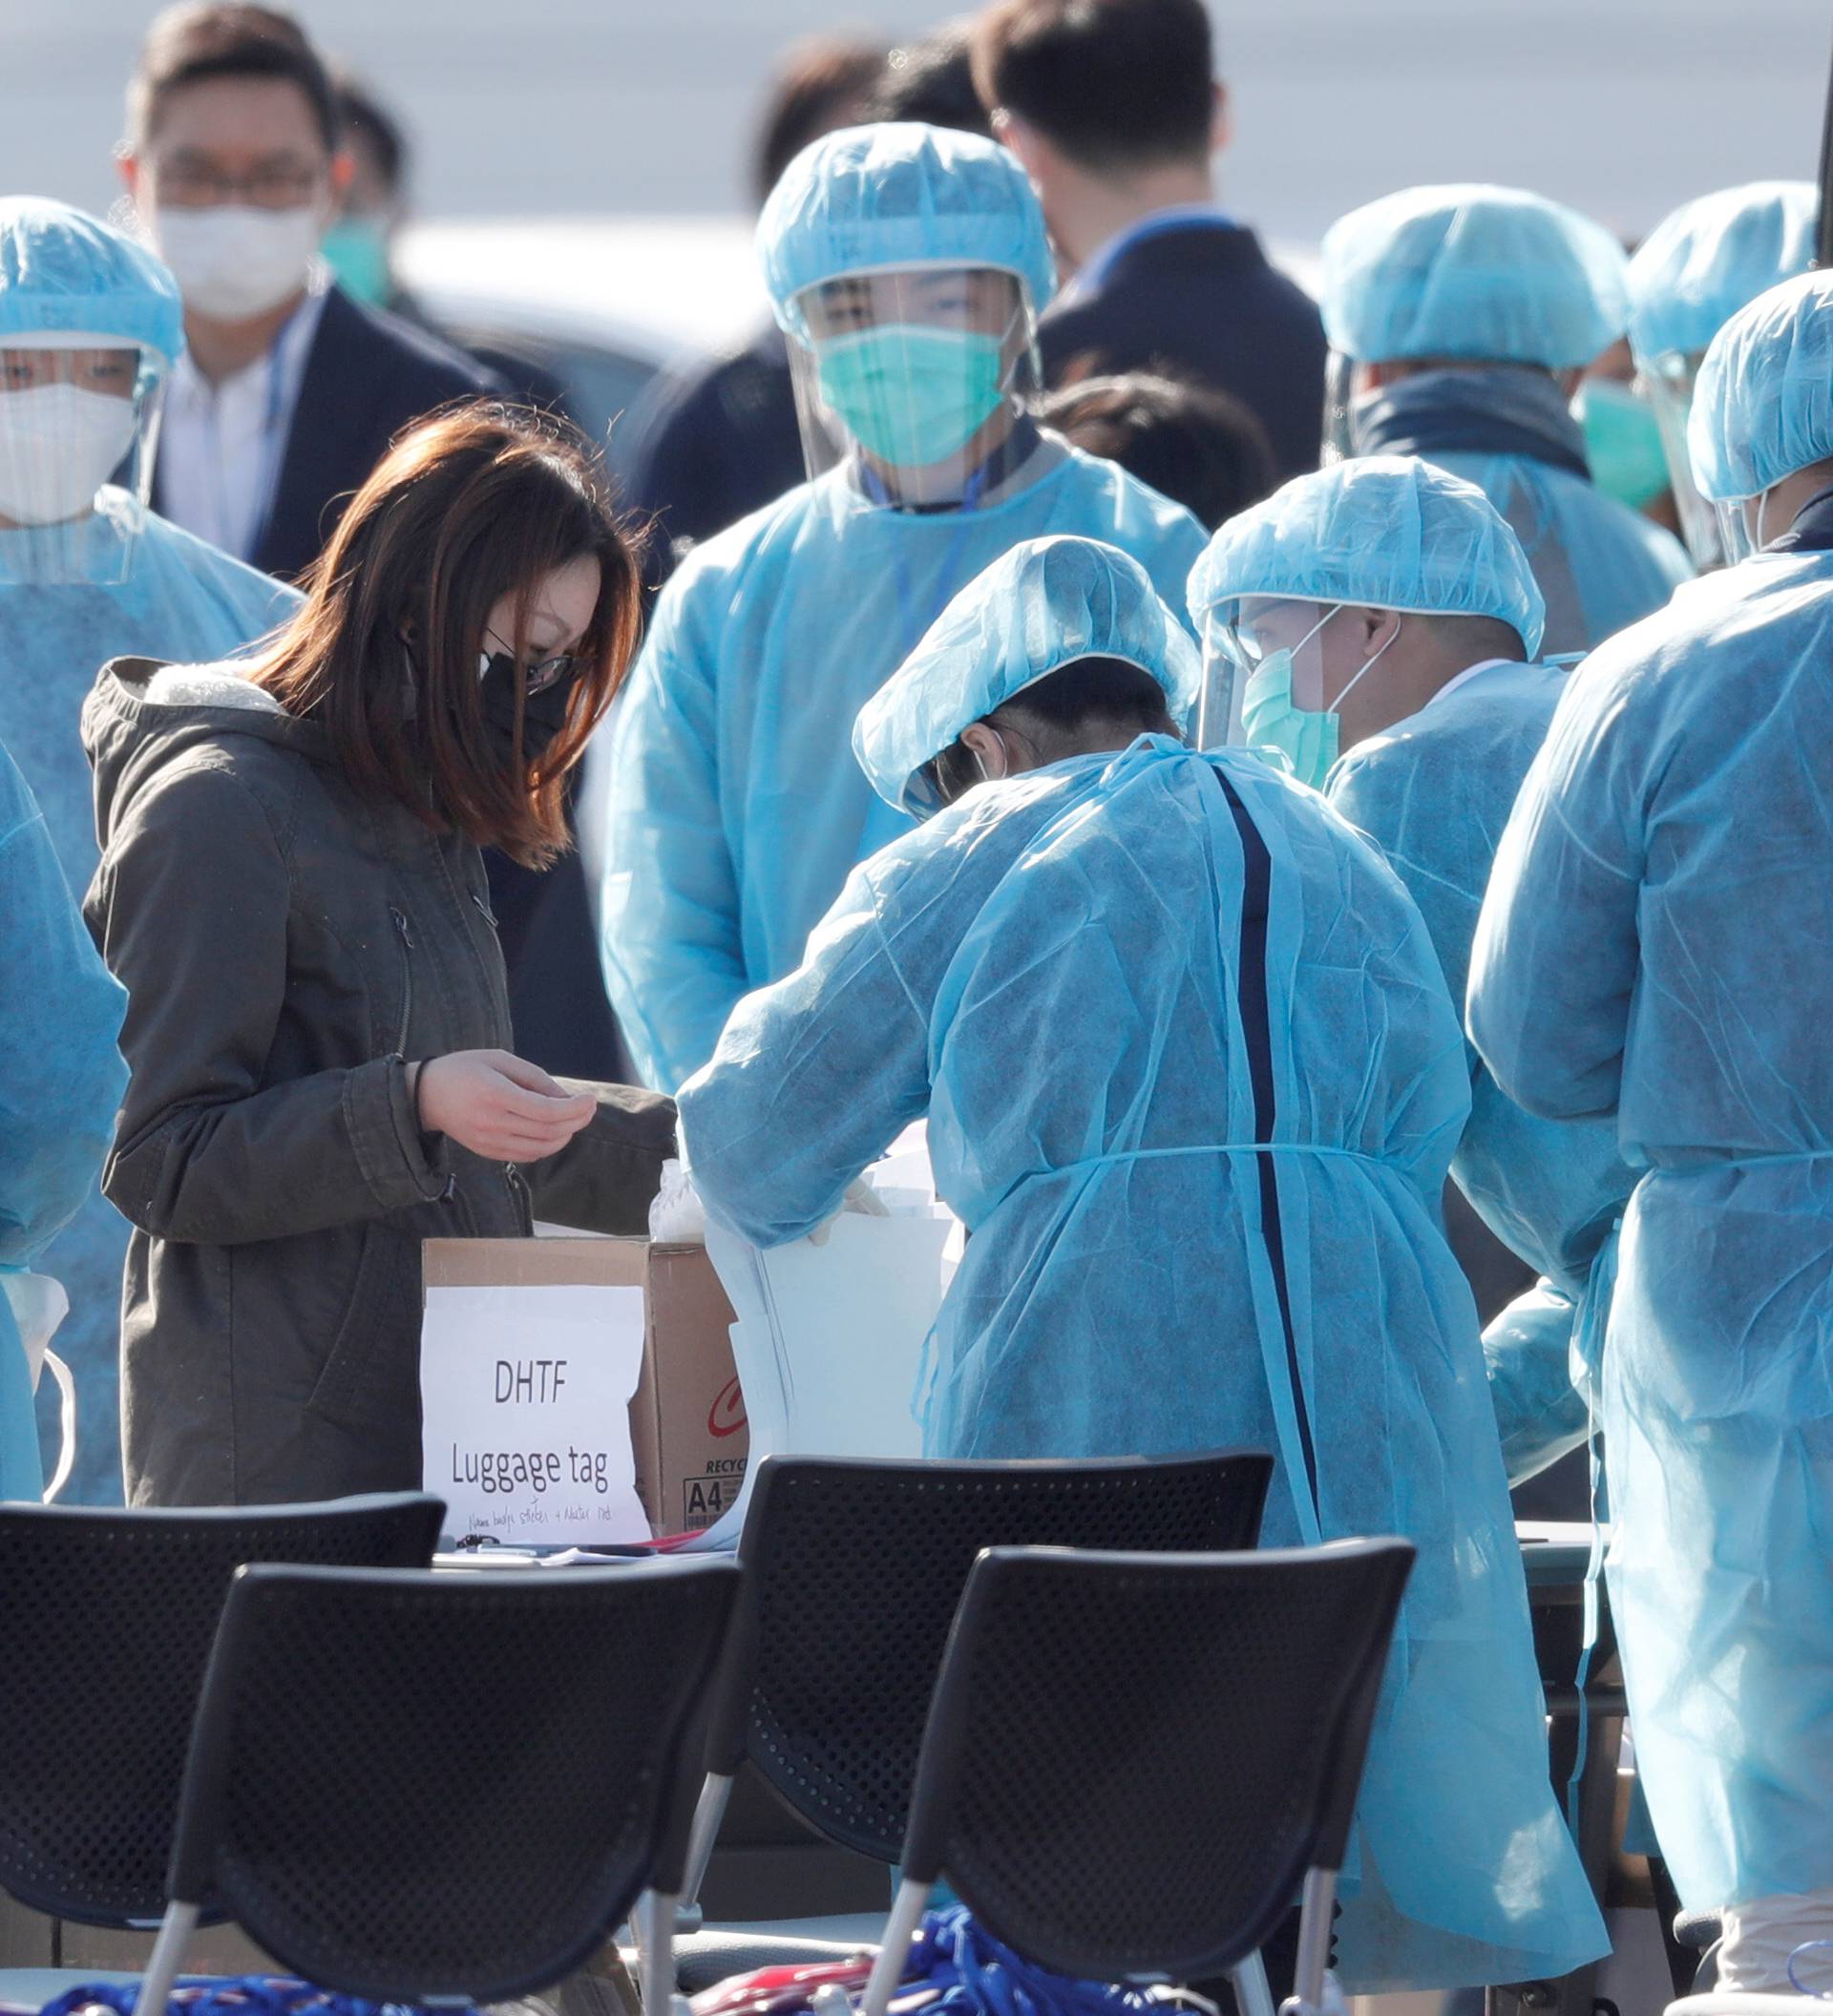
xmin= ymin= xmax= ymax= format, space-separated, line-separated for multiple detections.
xmin=393 ymin=215 xmax=761 ymax=454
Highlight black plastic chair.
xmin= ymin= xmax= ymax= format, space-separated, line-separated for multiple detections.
xmin=133 ymin=1558 xmax=740 ymax=2016
xmin=0 ymin=1494 xmax=443 ymax=1933
xmin=859 ymin=1539 xmax=1416 ymax=2016
xmin=681 ymin=1451 xmax=1274 ymax=1900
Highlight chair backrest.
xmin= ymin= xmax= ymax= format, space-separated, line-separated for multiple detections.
xmin=168 ymin=1558 xmax=741 ymax=2005
xmin=706 ymin=1451 xmax=1273 ymax=1861
xmin=899 ymin=1540 xmax=1415 ymax=1984
xmin=0 ymin=1494 xmax=443 ymax=1926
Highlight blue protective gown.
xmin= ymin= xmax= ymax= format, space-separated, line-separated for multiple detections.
xmin=599 ymin=445 xmax=1207 ymax=1093
xmin=1468 ymin=552 xmax=1833 ymax=1913
xmin=681 ymin=736 xmax=1606 ymax=1990
xmin=1324 ymin=660 xmax=1633 ymax=1479
xmin=1432 ymin=452 xmax=1690 ymax=656
xmin=0 ymin=505 xmax=297 ymax=1500
xmin=0 ymin=739 xmax=128 ymax=1500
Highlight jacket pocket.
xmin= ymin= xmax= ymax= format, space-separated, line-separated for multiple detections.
xmin=306 ymin=1219 xmax=425 ymax=1432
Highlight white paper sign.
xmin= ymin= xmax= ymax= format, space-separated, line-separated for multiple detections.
xmin=421 ymin=1282 xmax=649 ymax=1546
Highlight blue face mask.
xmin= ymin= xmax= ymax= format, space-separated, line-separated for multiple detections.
xmin=815 ymin=323 xmax=1008 ymax=469
xmin=1237 ymin=609 xmax=1397 ymax=790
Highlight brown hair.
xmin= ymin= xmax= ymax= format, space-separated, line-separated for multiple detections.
xmin=753 ymin=35 xmax=888 ymax=207
xmin=127 ymin=3 xmax=339 ymax=154
xmin=970 ymin=0 xmax=1215 ymax=172
xmin=251 ymin=403 xmax=643 ymax=868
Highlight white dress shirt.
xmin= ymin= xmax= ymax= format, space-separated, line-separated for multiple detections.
xmin=158 ymin=281 xmax=327 ymax=563
xmin=1422 ymin=656 xmax=1513 ymax=713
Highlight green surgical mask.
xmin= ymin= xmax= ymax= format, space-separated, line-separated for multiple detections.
xmin=1237 ymin=611 xmax=1396 ymax=791
xmin=321 ymin=218 xmax=392 ymax=308
xmin=1577 ymin=378 xmax=1670 ymax=512
xmin=1240 ymin=647 xmax=1338 ymax=788
xmin=815 ymin=323 xmax=1007 ymax=469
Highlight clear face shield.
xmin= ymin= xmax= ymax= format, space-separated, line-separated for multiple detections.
xmin=785 ymin=263 xmax=1042 ymax=505
xmin=1197 ymin=596 xmax=1341 ymax=759
xmin=1321 ymin=350 xmax=1358 ymax=464
xmin=1713 ymin=490 xmax=1770 ymax=566
xmin=0 ymin=337 xmax=166 ymax=586
xmin=1640 ymin=348 xmax=1723 ymax=568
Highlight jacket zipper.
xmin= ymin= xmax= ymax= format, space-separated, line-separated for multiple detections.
xmin=391 ymin=900 xmax=470 ymax=1224
xmin=389 ymin=905 xmax=415 ymax=1055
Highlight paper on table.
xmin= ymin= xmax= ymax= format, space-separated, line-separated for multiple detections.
xmin=684 ymin=1212 xmax=952 ymax=1550
xmin=421 ymin=1282 xmax=649 ymax=1546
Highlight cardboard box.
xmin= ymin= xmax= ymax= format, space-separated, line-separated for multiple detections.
xmin=422 ymin=1237 xmax=748 ymax=1540
xmin=634 ymin=1243 xmax=748 ymax=1534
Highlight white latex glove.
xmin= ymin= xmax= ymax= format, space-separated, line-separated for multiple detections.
xmin=808 ymin=1176 xmax=893 ymax=1245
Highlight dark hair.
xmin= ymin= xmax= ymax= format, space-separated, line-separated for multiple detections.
xmin=927 ymin=655 xmax=1177 ymax=803
xmin=862 ymin=25 xmax=993 ymax=137
xmin=1043 ymin=370 xmax=1276 ymax=529
xmin=250 ymin=404 xmax=643 ymax=868
xmin=1428 ymin=612 xmax=1529 ymax=664
xmin=333 ymin=68 xmax=407 ymax=192
xmin=753 ymin=35 xmax=889 ymax=207
xmin=128 ymin=2 xmax=339 ymax=154
xmin=971 ymin=0 xmax=1215 ymax=171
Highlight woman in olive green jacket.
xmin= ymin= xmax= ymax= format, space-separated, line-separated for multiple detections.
xmin=84 ymin=405 xmax=675 ymax=1505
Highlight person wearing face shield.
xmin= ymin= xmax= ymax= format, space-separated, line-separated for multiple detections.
xmin=81 ymin=405 xmax=674 ymax=1506
xmin=0 ymin=196 xmax=299 ymax=1503
xmin=597 ymin=121 xmax=1206 ymax=1095
xmin=1626 ymin=180 xmax=1818 ymax=571
xmin=1320 ymin=184 xmax=1691 ymax=656
xmin=0 ymin=740 xmax=128 ymax=1504
xmin=1190 ymin=456 xmax=1636 ymax=1496
xmin=678 ymin=533 xmax=1605 ymax=1996
xmin=1466 ymin=269 xmax=1833 ymax=1994
xmin=117 ymin=3 xmax=504 ymax=583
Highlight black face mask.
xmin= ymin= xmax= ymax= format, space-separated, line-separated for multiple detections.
xmin=478 ymin=652 xmax=575 ymax=768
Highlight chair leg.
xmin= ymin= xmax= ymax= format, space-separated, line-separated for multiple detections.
xmin=1230 ymin=1951 xmax=1275 ymax=2016
xmin=132 ymin=1900 xmax=200 ymax=2016
xmin=680 ymin=1772 xmax=733 ymax=1913
xmin=861 ymin=1877 xmax=933 ymax=2016
xmin=637 ymin=1889 xmax=678 ymax=2016
xmin=1284 ymin=1869 xmax=1338 ymax=2016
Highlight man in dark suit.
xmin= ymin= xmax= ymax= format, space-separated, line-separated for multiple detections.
xmin=971 ymin=0 xmax=1327 ymax=480
xmin=619 ymin=34 xmax=888 ymax=584
xmin=621 ymin=25 xmax=997 ymax=584
xmin=120 ymin=2 xmax=502 ymax=584
xmin=120 ymin=3 xmax=626 ymax=1089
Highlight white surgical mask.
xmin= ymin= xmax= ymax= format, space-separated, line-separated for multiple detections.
xmin=0 ymin=384 xmax=140 ymax=526
xmin=152 ymin=203 xmax=323 ymax=321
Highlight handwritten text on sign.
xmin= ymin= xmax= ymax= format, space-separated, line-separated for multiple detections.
xmin=421 ymin=1282 xmax=649 ymax=1544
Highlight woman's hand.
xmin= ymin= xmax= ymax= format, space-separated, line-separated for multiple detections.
xmin=414 ymin=1050 xmax=597 ymax=1163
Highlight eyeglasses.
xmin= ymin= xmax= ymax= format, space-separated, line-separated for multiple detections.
xmin=478 ymin=646 xmax=579 ymax=696
xmin=1217 ymin=621 xmax=1268 ymax=671
xmin=151 ymin=161 xmax=326 ymax=211
xmin=1215 ymin=603 xmax=1343 ymax=673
